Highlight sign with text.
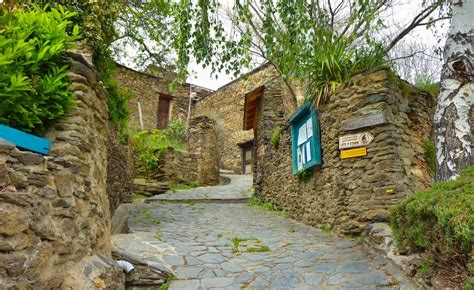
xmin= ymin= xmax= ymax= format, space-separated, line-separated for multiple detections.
xmin=340 ymin=147 xmax=367 ymax=159
xmin=339 ymin=133 xmax=374 ymax=149
xmin=341 ymin=112 xmax=388 ymax=131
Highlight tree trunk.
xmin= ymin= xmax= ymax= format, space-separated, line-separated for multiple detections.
xmin=434 ymin=0 xmax=473 ymax=181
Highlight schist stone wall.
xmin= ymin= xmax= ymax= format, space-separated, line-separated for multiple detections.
xmin=0 ymin=52 xmax=124 ymax=289
xmin=115 ymin=64 xmax=212 ymax=131
xmin=254 ymin=69 xmax=435 ymax=234
xmin=107 ymin=124 xmax=133 ymax=214
xmin=193 ymin=63 xmax=279 ymax=173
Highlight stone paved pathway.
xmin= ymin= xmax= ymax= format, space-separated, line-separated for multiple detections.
xmin=113 ymin=175 xmax=412 ymax=289
xmin=146 ymin=174 xmax=253 ymax=203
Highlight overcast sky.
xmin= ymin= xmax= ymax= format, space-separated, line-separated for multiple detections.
xmin=185 ymin=1 xmax=448 ymax=90
xmin=117 ymin=1 xmax=449 ymax=91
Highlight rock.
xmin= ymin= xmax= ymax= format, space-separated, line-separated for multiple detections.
xmin=133 ymin=178 xmax=169 ymax=196
xmin=0 ymin=162 xmax=10 ymax=185
xmin=0 ymin=233 xmax=35 ymax=251
xmin=0 ymin=138 xmax=15 ymax=153
xmin=111 ymin=204 xmax=134 ymax=235
xmin=11 ymin=151 xmax=44 ymax=165
xmin=0 ymin=204 xmax=29 ymax=236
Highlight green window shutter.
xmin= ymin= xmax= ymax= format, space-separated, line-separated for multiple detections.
xmin=290 ymin=102 xmax=322 ymax=175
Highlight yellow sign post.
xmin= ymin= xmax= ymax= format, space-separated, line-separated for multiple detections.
xmin=340 ymin=147 xmax=367 ymax=159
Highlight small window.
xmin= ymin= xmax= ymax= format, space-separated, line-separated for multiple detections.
xmin=290 ymin=102 xmax=322 ymax=174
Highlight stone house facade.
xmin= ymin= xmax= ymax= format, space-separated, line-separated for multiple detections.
xmin=193 ymin=63 xmax=279 ymax=173
xmin=115 ymin=64 xmax=213 ymax=132
xmin=250 ymin=69 xmax=435 ymax=234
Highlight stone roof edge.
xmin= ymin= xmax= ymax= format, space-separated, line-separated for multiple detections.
xmin=114 ymin=62 xmax=214 ymax=93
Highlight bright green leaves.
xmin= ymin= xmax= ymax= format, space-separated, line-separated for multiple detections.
xmin=132 ymin=123 xmax=186 ymax=180
xmin=0 ymin=4 xmax=79 ymax=133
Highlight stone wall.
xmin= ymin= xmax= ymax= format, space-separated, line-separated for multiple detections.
xmin=193 ymin=63 xmax=279 ymax=172
xmin=136 ymin=116 xmax=220 ymax=187
xmin=115 ymin=64 xmax=212 ymax=131
xmin=107 ymin=125 xmax=133 ymax=215
xmin=254 ymin=69 xmax=435 ymax=234
xmin=187 ymin=116 xmax=220 ymax=185
xmin=0 ymin=53 xmax=124 ymax=289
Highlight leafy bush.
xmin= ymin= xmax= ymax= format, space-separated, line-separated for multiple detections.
xmin=0 ymin=5 xmax=79 ymax=133
xmin=26 ymin=1 xmax=131 ymax=138
xmin=132 ymin=129 xmax=185 ymax=179
xmin=164 ymin=120 xmax=186 ymax=143
xmin=391 ymin=166 xmax=474 ymax=285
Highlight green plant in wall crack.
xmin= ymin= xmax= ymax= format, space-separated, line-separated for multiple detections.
xmin=296 ymin=169 xmax=314 ymax=182
xmin=0 ymin=4 xmax=80 ymax=133
xmin=271 ymin=126 xmax=281 ymax=149
xmin=423 ymin=139 xmax=436 ymax=174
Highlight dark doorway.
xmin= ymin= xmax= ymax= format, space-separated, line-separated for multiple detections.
xmin=239 ymin=140 xmax=254 ymax=175
xmin=157 ymin=96 xmax=171 ymax=129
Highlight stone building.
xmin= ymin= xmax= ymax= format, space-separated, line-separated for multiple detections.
xmin=193 ymin=63 xmax=279 ymax=173
xmin=249 ymin=69 xmax=435 ymax=234
xmin=115 ymin=64 xmax=213 ymax=131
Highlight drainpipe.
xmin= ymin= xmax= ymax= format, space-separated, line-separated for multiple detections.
xmin=116 ymin=260 xmax=135 ymax=273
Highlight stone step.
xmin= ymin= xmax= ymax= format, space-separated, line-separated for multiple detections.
xmin=133 ymin=178 xmax=169 ymax=196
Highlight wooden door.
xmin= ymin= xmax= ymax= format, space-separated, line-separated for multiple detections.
xmin=241 ymin=141 xmax=254 ymax=174
xmin=157 ymin=97 xmax=171 ymax=129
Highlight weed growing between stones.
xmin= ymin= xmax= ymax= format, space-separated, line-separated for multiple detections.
xmin=139 ymin=207 xmax=161 ymax=225
xmin=320 ymin=226 xmax=332 ymax=234
xmin=271 ymin=126 xmax=281 ymax=149
xmin=246 ymin=245 xmax=270 ymax=253
xmin=169 ymin=181 xmax=199 ymax=192
xmin=248 ymin=196 xmax=289 ymax=218
xmin=232 ymin=237 xmax=270 ymax=254
xmin=158 ymin=275 xmax=176 ymax=290
xmin=217 ymin=234 xmax=223 ymax=239
xmin=355 ymin=237 xmax=365 ymax=245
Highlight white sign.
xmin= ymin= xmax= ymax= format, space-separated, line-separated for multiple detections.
xmin=339 ymin=133 xmax=374 ymax=149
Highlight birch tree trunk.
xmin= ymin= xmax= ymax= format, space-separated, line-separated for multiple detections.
xmin=434 ymin=0 xmax=474 ymax=181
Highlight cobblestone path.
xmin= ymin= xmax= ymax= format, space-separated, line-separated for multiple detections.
xmin=113 ymin=175 xmax=411 ymax=289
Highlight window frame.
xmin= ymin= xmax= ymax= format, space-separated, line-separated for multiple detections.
xmin=289 ymin=102 xmax=322 ymax=174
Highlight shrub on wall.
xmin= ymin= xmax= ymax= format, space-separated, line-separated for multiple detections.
xmin=0 ymin=5 xmax=79 ymax=133
xmin=391 ymin=166 xmax=474 ymax=287
xmin=132 ymin=128 xmax=185 ymax=179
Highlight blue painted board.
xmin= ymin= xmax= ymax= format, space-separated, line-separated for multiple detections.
xmin=289 ymin=101 xmax=322 ymax=174
xmin=0 ymin=125 xmax=52 ymax=155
